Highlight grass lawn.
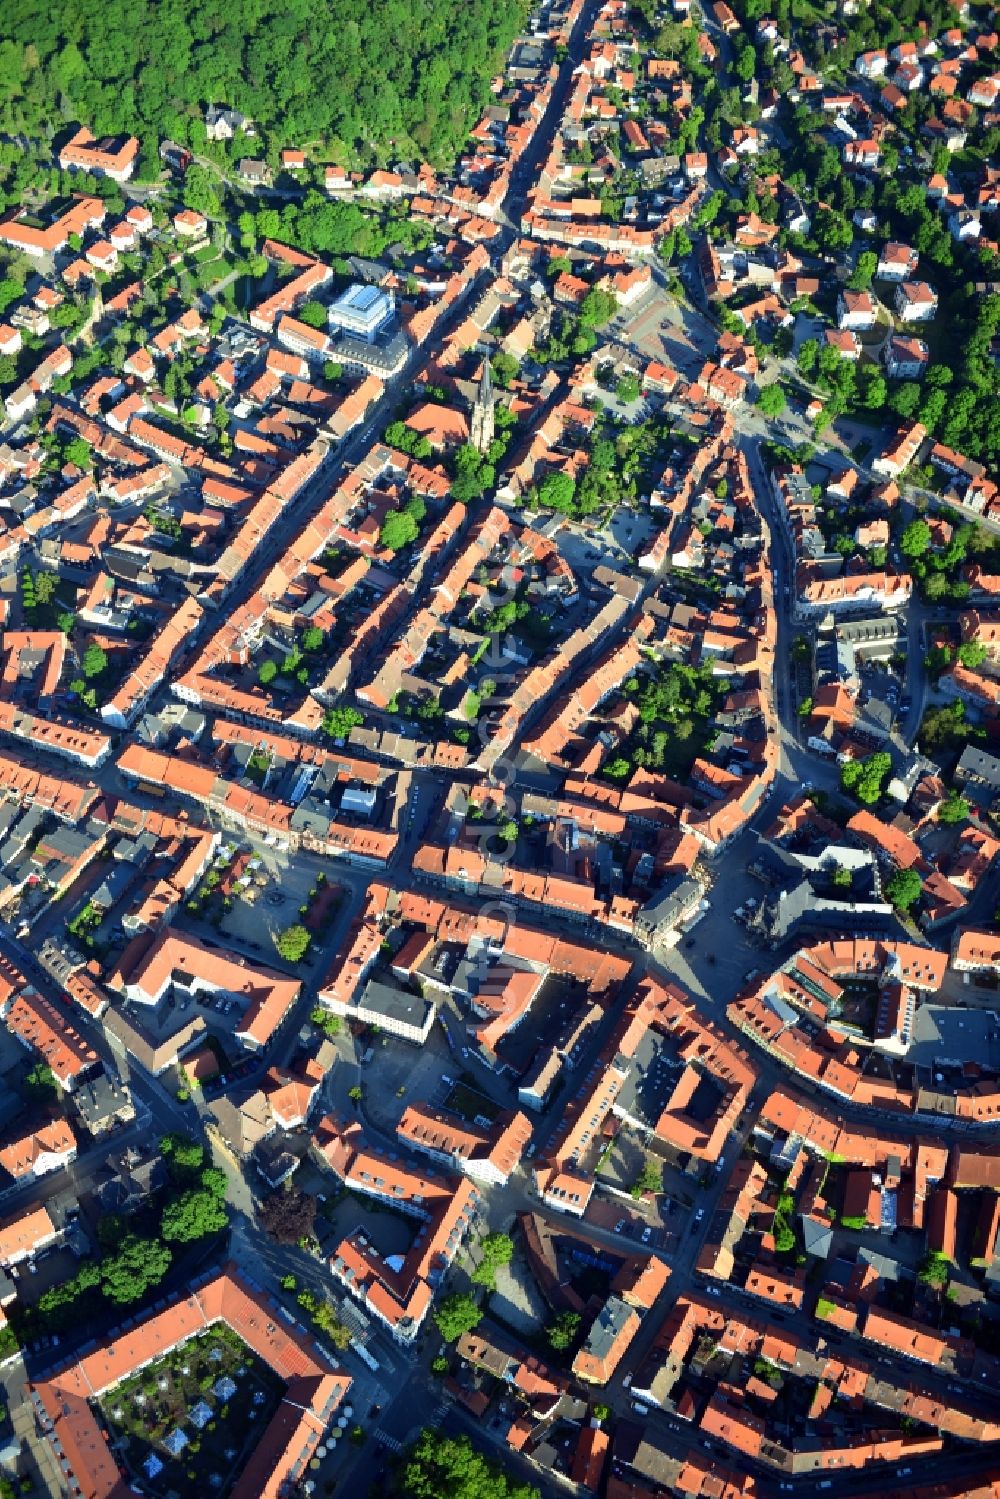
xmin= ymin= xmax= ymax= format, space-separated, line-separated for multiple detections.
xmin=99 ymin=1326 xmax=284 ymax=1497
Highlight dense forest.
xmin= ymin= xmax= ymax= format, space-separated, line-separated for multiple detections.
xmin=0 ymin=0 xmax=528 ymax=167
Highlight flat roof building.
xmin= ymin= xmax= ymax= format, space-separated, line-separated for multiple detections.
xmin=353 ymin=978 xmax=436 ymax=1043
xmin=328 ymin=283 xmax=395 ymax=344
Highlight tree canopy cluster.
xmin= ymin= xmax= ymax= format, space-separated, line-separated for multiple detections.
xmin=29 ymin=1135 xmax=227 ymax=1327
xmin=0 ymin=0 xmax=529 ymax=168
xmin=470 ymin=1232 xmax=514 ymax=1290
xmin=839 ymin=751 xmax=892 ymax=806
xmin=404 ymin=1430 xmax=539 ymax=1499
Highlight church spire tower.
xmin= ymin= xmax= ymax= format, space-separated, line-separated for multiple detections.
xmin=470 ymin=357 xmax=496 ymax=454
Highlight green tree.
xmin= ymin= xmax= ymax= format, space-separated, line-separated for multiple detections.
xmin=0 ymin=278 xmax=23 ymax=316
xmin=310 ymin=1299 xmax=351 ymax=1347
xmin=159 ymin=1133 xmax=205 ymax=1181
xmin=840 ymin=751 xmax=892 ymax=806
xmin=847 ymin=251 xmax=877 ymax=290
xmin=298 ymin=300 xmax=328 ymax=328
xmin=274 ymin=923 xmax=311 ymax=962
xmin=797 ymin=338 xmax=819 ymax=380
xmin=471 ymin=1232 xmax=514 ymax=1289
xmin=201 ymin=1166 xmax=228 ymax=1199
xmin=756 ymin=384 xmax=786 ymax=417
xmin=537 ymin=471 xmax=577 ymax=514
xmin=631 ymin=1159 xmax=662 ymax=1198
xmin=23 ymin=1063 xmax=57 ymax=1099
xmin=579 ymin=288 xmax=617 ymax=327
xmin=433 ymin=1292 xmax=482 ymax=1342
xmin=101 ymin=1235 xmax=171 ymax=1306
xmin=735 ymin=43 xmax=756 ymax=79
xmin=491 ymin=352 xmax=519 ymax=388
xmin=937 ymin=790 xmax=970 ymax=825
xmin=957 ymin=640 xmax=988 ymax=670
xmin=258 ymin=659 xmax=278 ymax=685
xmin=34 ymin=571 xmax=57 ymax=605
xmin=890 ymin=382 xmax=922 ymax=420
xmin=64 ymin=437 xmax=93 ymax=469
xmin=919 ymin=1250 xmax=950 ymax=1284
xmin=546 ymin=1310 xmax=581 ymax=1351
xmin=774 ymin=1219 xmax=796 ymax=1253
xmin=924 ymin=644 xmax=954 ymax=680
xmin=161 ymin=1188 xmax=228 ymax=1243
xmin=404 ymin=1431 xmax=538 ymax=1499
xmin=82 ymin=643 xmax=107 ymax=679
xmin=311 ymin=1006 xmax=342 ymax=1036
xmin=900 ymin=518 xmax=931 ymax=559
xmin=885 ymin=867 xmax=922 ymax=911
xmin=323 ymin=703 xmax=364 ymax=738
xmin=615 ymin=373 xmax=641 ymax=403
xmin=183 ymin=165 xmax=221 ymax=219
xmin=380 ymin=510 xmax=420 ymax=551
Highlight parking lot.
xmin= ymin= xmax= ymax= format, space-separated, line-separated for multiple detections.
xmin=582 ymin=1190 xmax=674 ymax=1253
xmin=6 ymin=1245 xmax=81 ymax=1308
xmin=360 ymin=1024 xmax=499 ymax=1136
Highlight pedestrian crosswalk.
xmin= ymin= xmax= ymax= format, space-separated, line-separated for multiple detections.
xmin=375 ymin=1430 xmax=402 ymax=1452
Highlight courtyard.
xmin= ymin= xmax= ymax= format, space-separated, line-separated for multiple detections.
xmin=98 ymin=1325 xmax=284 ymax=1498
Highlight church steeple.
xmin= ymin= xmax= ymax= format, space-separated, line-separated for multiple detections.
xmin=470 ymin=357 xmax=496 ymax=454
